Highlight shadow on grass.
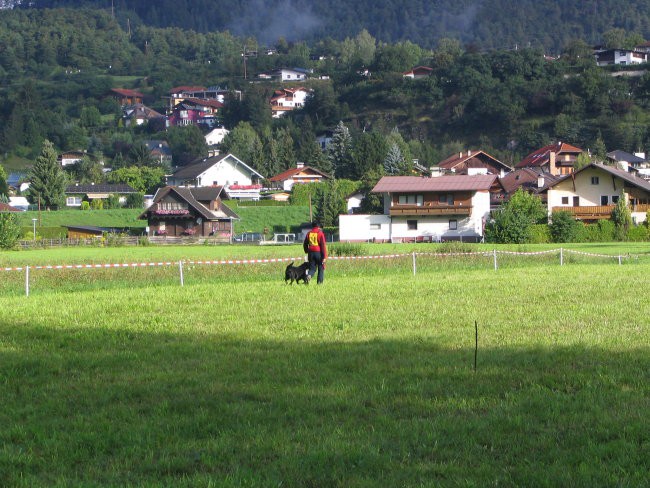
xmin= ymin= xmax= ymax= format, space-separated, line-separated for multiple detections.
xmin=1 ymin=322 xmax=648 ymax=487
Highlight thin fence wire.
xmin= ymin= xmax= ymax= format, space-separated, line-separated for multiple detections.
xmin=0 ymin=249 xmax=641 ymax=297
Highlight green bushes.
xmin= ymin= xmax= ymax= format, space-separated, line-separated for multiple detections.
xmin=529 ymin=224 xmax=551 ymax=243
xmin=549 ymin=211 xmax=581 ymax=243
xmin=329 ymin=242 xmax=365 ymax=256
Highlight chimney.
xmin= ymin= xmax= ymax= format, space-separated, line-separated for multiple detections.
xmin=296 ymin=162 xmax=305 ymax=168
xmin=467 ymin=150 xmax=471 ymax=157
xmin=537 ymin=175 xmax=545 ymax=188
xmin=459 ymin=152 xmax=462 ymax=158
xmin=549 ymin=151 xmax=557 ymax=175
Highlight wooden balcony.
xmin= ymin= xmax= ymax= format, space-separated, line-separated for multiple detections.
xmin=552 ymin=204 xmax=650 ymax=219
xmin=390 ymin=204 xmax=472 ymax=216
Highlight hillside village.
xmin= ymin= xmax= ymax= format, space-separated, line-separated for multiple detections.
xmin=2 ymin=8 xmax=650 ymax=246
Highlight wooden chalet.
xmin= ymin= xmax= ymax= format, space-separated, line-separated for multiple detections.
xmin=436 ymin=150 xmax=512 ymax=177
xmin=110 ymin=88 xmax=144 ymax=106
xmin=139 ymin=186 xmax=239 ymax=240
xmin=268 ymin=162 xmax=331 ymax=191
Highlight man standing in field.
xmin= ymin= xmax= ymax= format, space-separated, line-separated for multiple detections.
xmin=303 ymin=221 xmax=327 ymax=284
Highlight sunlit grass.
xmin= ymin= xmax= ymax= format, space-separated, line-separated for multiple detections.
xmin=0 ymin=249 xmax=649 ymax=486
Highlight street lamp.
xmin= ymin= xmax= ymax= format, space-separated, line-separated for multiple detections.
xmin=32 ymin=218 xmax=37 ymax=240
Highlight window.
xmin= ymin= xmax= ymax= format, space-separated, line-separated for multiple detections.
xmin=561 ymin=197 xmax=569 ymax=205
xmin=573 ymin=196 xmax=579 ymax=206
xmin=449 ymin=219 xmax=458 ymax=230
xmin=438 ymin=193 xmax=454 ymax=205
xmin=66 ymin=196 xmax=82 ymax=206
xmin=601 ymin=195 xmax=609 ymax=205
xmin=369 ymin=223 xmax=381 ymax=230
xmin=398 ymin=194 xmax=423 ymax=206
xmin=407 ymin=220 xmax=418 ymax=230
xmin=612 ymin=195 xmax=620 ymax=204
xmin=591 ymin=176 xmax=599 ymax=185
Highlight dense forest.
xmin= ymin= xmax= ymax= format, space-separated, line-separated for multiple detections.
xmin=1 ymin=7 xmax=650 ymax=204
xmin=8 ymin=0 xmax=650 ymax=52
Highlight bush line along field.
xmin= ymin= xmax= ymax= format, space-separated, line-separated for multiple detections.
xmin=0 ymin=244 xmax=649 ymax=485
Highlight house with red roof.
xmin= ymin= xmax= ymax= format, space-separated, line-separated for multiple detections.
xmin=436 ymin=149 xmax=512 ymax=177
xmin=109 ymin=88 xmax=144 ymax=106
xmin=166 ymin=86 xmax=240 ymax=110
xmin=270 ymin=87 xmax=311 ymax=118
xmin=495 ymin=168 xmax=562 ymax=207
xmin=268 ymin=162 xmax=331 ymax=191
xmin=339 ymin=174 xmax=496 ymax=242
xmin=403 ymin=66 xmax=433 ymax=79
xmin=516 ymin=142 xmax=583 ymax=176
xmin=167 ymin=98 xmax=224 ymax=128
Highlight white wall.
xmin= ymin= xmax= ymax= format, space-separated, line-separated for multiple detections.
xmin=339 ymin=215 xmax=391 ymax=242
xmin=547 ymin=167 xmax=622 ymax=212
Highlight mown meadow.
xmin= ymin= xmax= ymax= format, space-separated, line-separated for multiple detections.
xmin=0 ymin=243 xmax=649 ymax=486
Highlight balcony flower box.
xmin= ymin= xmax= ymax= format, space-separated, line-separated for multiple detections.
xmin=153 ymin=208 xmax=190 ymax=215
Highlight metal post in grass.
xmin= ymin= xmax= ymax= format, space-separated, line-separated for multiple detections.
xmin=618 ymin=255 xmax=622 ymax=266
xmin=412 ymin=251 xmax=417 ymax=276
xmin=25 ymin=266 xmax=30 ymax=297
xmin=474 ymin=320 xmax=478 ymax=372
xmin=560 ymin=247 xmax=564 ymax=266
xmin=179 ymin=260 xmax=184 ymax=287
xmin=493 ymin=249 xmax=498 ymax=271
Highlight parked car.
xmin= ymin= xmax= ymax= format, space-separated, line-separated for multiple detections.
xmin=234 ymin=232 xmax=264 ymax=243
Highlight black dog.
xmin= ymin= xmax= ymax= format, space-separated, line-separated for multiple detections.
xmin=285 ymin=261 xmax=311 ymax=285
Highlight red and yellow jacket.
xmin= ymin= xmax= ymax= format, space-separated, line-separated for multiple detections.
xmin=303 ymin=227 xmax=327 ymax=258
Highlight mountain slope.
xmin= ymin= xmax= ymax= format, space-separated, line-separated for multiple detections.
xmin=13 ymin=0 xmax=650 ymax=51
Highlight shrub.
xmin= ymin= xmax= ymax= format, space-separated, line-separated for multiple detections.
xmin=80 ymin=201 xmax=91 ymax=211
xmin=105 ymin=194 xmax=122 ymax=209
xmin=529 ymin=224 xmax=551 ymax=243
xmin=579 ymin=220 xmax=616 ymax=242
xmin=626 ymin=224 xmax=649 ymax=242
xmin=550 ymin=211 xmax=581 ymax=243
xmin=0 ymin=213 xmax=21 ymax=249
xmin=126 ymin=192 xmax=145 ymax=209
xmin=90 ymin=199 xmax=103 ymax=210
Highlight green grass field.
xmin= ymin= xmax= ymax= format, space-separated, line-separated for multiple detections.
xmin=0 ymin=244 xmax=649 ymax=486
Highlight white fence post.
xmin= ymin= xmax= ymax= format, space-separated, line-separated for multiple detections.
xmin=25 ymin=266 xmax=30 ymax=297
xmin=560 ymin=247 xmax=564 ymax=266
xmin=412 ymin=252 xmax=417 ymax=276
xmin=493 ymin=249 xmax=498 ymax=271
xmin=618 ymin=255 xmax=622 ymax=266
xmin=179 ymin=260 xmax=184 ymax=287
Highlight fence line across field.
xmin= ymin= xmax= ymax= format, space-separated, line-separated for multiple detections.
xmin=2 ymin=249 xmax=635 ymax=296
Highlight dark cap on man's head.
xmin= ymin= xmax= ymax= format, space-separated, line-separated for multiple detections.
xmin=311 ymin=221 xmax=321 ymax=228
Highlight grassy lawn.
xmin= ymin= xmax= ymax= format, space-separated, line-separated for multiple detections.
xmin=0 ymin=246 xmax=649 ymax=486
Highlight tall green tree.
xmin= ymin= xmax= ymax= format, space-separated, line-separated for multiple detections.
xmin=326 ymin=121 xmax=353 ymax=178
xmin=28 ymin=139 xmax=67 ymax=209
xmin=611 ymin=195 xmax=632 ymax=240
xmin=166 ymin=125 xmax=208 ymax=166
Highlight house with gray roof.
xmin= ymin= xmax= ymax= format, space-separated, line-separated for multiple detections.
xmin=65 ymin=183 xmax=138 ymax=207
xmin=546 ymin=163 xmax=650 ymax=223
xmin=167 ymin=153 xmax=264 ymax=200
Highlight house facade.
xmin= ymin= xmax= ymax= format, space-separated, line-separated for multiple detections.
xmin=167 ymin=153 xmax=264 ymax=200
xmin=546 ymin=163 xmax=650 ymax=223
xmin=595 ymin=49 xmax=648 ymax=66
xmin=167 ymin=98 xmax=223 ymax=128
xmin=516 ymin=141 xmax=583 ymax=176
xmin=268 ymin=162 xmax=330 ymax=191
xmin=110 ymin=88 xmax=144 ymax=106
xmin=339 ymin=175 xmax=496 ymax=242
xmin=122 ymin=104 xmax=165 ymax=127
xmin=65 ymin=183 xmax=138 ymax=207
xmin=270 ymin=87 xmax=310 ymax=118
xmin=139 ymin=186 xmax=239 ymax=239
xmin=58 ymin=150 xmax=87 ymax=167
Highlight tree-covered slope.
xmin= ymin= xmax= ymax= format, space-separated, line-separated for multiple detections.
xmin=13 ymin=0 xmax=650 ymax=51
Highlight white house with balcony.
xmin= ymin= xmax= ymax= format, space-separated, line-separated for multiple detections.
xmin=546 ymin=163 xmax=650 ymax=223
xmin=339 ymin=174 xmax=496 ymax=242
xmin=166 ymin=153 xmax=264 ymax=200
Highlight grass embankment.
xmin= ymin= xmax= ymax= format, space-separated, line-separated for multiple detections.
xmin=0 ymin=245 xmax=649 ymax=486
xmin=15 ymin=205 xmax=311 ymax=237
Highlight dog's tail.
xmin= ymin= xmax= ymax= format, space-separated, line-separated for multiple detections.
xmin=287 ymin=261 xmax=294 ymax=267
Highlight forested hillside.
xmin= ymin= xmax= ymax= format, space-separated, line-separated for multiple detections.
xmin=11 ymin=0 xmax=650 ymax=52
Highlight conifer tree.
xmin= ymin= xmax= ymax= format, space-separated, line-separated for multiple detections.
xmin=28 ymin=140 xmax=67 ymax=209
xmin=326 ymin=121 xmax=353 ymax=179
